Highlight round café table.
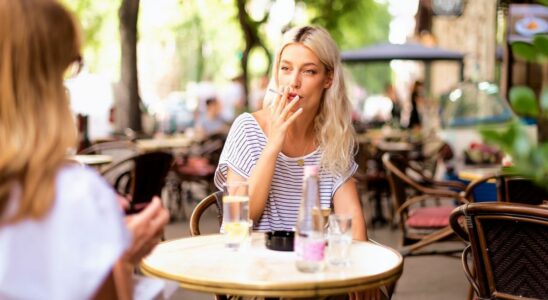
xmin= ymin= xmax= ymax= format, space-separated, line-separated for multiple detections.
xmin=136 ymin=135 xmax=193 ymax=152
xmin=141 ymin=233 xmax=403 ymax=298
xmin=71 ymin=154 xmax=113 ymax=166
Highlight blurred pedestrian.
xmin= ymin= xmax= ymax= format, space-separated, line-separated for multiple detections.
xmin=407 ymin=80 xmax=424 ymax=130
xmin=195 ymin=97 xmax=229 ymax=137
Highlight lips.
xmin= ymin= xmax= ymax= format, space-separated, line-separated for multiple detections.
xmin=288 ymin=92 xmax=301 ymax=101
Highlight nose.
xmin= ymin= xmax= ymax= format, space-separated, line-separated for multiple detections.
xmin=289 ymin=70 xmax=301 ymax=89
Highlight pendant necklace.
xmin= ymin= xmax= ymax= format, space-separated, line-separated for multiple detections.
xmin=296 ymin=140 xmax=314 ymax=167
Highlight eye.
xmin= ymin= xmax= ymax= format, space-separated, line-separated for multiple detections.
xmin=303 ymin=69 xmax=317 ymax=75
xmin=280 ymin=66 xmax=290 ymax=71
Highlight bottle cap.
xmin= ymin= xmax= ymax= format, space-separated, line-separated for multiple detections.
xmin=304 ymin=165 xmax=319 ymax=177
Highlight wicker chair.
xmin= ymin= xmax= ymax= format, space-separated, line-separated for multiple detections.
xmin=189 ymin=191 xmax=223 ymax=236
xmin=450 ymin=202 xmax=548 ymax=300
xmin=354 ymin=141 xmax=390 ymax=226
xmin=382 ymin=153 xmax=467 ymax=256
xmin=168 ymin=134 xmax=226 ymax=220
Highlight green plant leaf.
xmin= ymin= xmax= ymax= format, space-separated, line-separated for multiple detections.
xmin=511 ymin=42 xmax=538 ymax=62
xmin=536 ymin=0 xmax=548 ymax=6
xmin=510 ymin=86 xmax=539 ymax=117
xmin=541 ymin=89 xmax=548 ymax=114
xmin=533 ymin=35 xmax=548 ymax=58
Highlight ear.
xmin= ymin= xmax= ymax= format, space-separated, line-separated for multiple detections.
xmin=324 ymin=71 xmax=333 ymax=89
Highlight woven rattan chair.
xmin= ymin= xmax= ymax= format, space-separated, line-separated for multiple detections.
xmin=450 ymin=202 xmax=548 ymax=300
xmin=382 ymin=153 xmax=467 ymax=256
xmin=189 ymin=191 xmax=223 ymax=236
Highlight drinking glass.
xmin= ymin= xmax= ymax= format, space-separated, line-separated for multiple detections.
xmin=327 ymin=214 xmax=353 ymax=266
xmin=222 ymin=181 xmax=250 ymax=250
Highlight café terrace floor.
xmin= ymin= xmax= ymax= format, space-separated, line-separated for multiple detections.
xmin=163 ymin=196 xmax=469 ymax=300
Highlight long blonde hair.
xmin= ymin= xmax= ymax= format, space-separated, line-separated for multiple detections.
xmin=270 ymin=26 xmax=355 ymax=175
xmin=0 ymin=0 xmax=81 ymax=222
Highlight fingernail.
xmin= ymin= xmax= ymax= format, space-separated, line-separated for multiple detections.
xmin=294 ymin=95 xmax=300 ymax=101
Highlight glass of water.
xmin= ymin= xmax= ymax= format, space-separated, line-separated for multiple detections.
xmin=222 ymin=181 xmax=250 ymax=250
xmin=327 ymin=214 xmax=353 ymax=266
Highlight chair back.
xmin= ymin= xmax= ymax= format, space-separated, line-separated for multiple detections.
xmin=101 ymin=151 xmax=173 ymax=214
xmin=501 ymin=177 xmax=548 ymax=205
xmin=450 ymin=202 xmax=548 ymax=299
xmin=382 ymin=153 xmax=411 ymax=211
xmin=190 ymin=191 xmax=223 ymax=236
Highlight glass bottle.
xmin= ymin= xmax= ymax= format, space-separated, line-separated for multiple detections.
xmin=295 ymin=165 xmax=325 ymax=272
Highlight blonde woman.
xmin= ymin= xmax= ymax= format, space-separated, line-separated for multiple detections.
xmin=0 ymin=0 xmax=168 ymax=299
xmin=215 ymin=26 xmax=367 ymax=240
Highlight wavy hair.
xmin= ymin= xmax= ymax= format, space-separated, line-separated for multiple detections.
xmin=0 ymin=0 xmax=81 ymax=222
xmin=269 ymin=26 xmax=355 ymax=175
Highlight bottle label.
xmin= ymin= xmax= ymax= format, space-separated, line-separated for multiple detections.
xmin=295 ymin=237 xmax=326 ymax=262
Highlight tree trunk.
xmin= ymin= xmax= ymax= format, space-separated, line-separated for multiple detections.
xmin=235 ymin=0 xmax=252 ymax=109
xmin=117 ymin=0 xmax=142 ymax=133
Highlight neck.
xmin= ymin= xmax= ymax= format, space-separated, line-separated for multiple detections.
xmin=288 ymin=111 xmax=316 ymax=141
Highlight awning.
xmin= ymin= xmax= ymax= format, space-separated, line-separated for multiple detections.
xmin=341 ymin=42 xmax=465 ymax=80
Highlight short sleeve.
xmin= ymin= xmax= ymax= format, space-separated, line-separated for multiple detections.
xmin=214 ymin=114 xmax=262 ymax=190
xmin=0 ymin=165 xmax=130 ymax=300
xmin=331 ymin=159 xmax=359 ymax=198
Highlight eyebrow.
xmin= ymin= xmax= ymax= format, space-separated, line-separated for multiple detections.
xmin=280 ymin=60 xmax=319 ymax=68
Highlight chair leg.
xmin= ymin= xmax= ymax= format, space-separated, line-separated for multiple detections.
xmin=402 ymin=227 xmax=455 ymax=255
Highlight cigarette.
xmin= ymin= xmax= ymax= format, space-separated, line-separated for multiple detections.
xmin=268 ymin=88 xmax=282 ymax=96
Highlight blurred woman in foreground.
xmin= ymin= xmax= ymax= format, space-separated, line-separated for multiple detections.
xmin=0 ymin=0 xmax=168 ymax=299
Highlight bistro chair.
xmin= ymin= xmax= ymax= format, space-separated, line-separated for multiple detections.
xmin=189 ymin=191 xmax=223 ymax=236
xmin=382 ymin=153 xmax=467 ymax=256
xmin=78 ymin=140 xmax=139 ymax=168
xmin=101 ymin=151 xmax=174 ymax=214
xmin=354 ymin=141 xmax=390 ymax=227
xmin=168 ymin=134 xmax=225 ymax=220
xmin=450 ymin=202 xmax=548 ymax=300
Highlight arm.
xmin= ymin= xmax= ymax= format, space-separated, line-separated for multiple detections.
xmin=95 ymin=196 xmax=169 ymax=300
xmin=227 ymin=88 xmax=302 ymax=223
xmin=226 ymin=142 xmax=279 ymax=222
xmin=333 ymin=179 xmax=367 ymax=241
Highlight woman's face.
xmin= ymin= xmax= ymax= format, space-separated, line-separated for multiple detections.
xmin=277 ymin=43 xmax=331 ymax=113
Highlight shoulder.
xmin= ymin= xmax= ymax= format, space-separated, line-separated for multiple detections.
xmin=229 ymin=112 xmax=265 ymax=136
xmin=251 ymin=109 xmax=268 ymax=132
xmin=55 ymin=164 xmax=118 ymax=212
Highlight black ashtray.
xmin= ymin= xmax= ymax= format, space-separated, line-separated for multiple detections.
xmin=265 ymin=231 xmax=295 ymax=251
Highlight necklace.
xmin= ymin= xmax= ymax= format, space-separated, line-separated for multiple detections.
xmin=296 ymin=140 xmax=314 ymax=167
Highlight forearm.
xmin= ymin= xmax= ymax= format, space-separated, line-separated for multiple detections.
xmin=247 ymin=144 xmax=279 ymax=222
xmin=112 ymin=260 xmax=134 ymax=300
xmin=333 ymin=179 xmax=368 ymax=241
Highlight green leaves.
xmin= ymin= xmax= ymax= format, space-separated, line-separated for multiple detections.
xmin=541 ymin=89 xmax=548 ymax=114
xmin=537 ymin=0 xmax=548 ymax=7
xmin=509 ymin=86 xmax=539 ymax=117
xmin=511 ymin=42 xmax=538 ymax=62
xmin=533 ymin=35 xmax=548 ymax=58
xmin=511 ymin=35 xmax=548 ymax=63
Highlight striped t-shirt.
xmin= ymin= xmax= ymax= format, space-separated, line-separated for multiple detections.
xmin=214 ymin=113 xmax=358 ymax=232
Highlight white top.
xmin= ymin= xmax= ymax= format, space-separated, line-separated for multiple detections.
xmin=214 ymin=113 xmax=358 ymax=232
xmin=0 ymin=164 xmax=130 ymax=300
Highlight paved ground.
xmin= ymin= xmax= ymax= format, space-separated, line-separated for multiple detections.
xmin=161 ymin=195 xmax=469 ymax=300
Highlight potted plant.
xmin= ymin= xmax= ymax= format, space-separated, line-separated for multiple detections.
xmin=480 ymin=33 xmax=548 ymax=188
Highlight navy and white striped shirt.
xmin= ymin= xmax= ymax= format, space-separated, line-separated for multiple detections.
xmin=214 ymin=113 xmax=358 ymax=232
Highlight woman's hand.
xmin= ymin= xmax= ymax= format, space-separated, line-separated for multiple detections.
xmin=120 ymin=197 xmax=169 ymax=265
xmin=266 ymin=86 xmax=303 ymax=152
